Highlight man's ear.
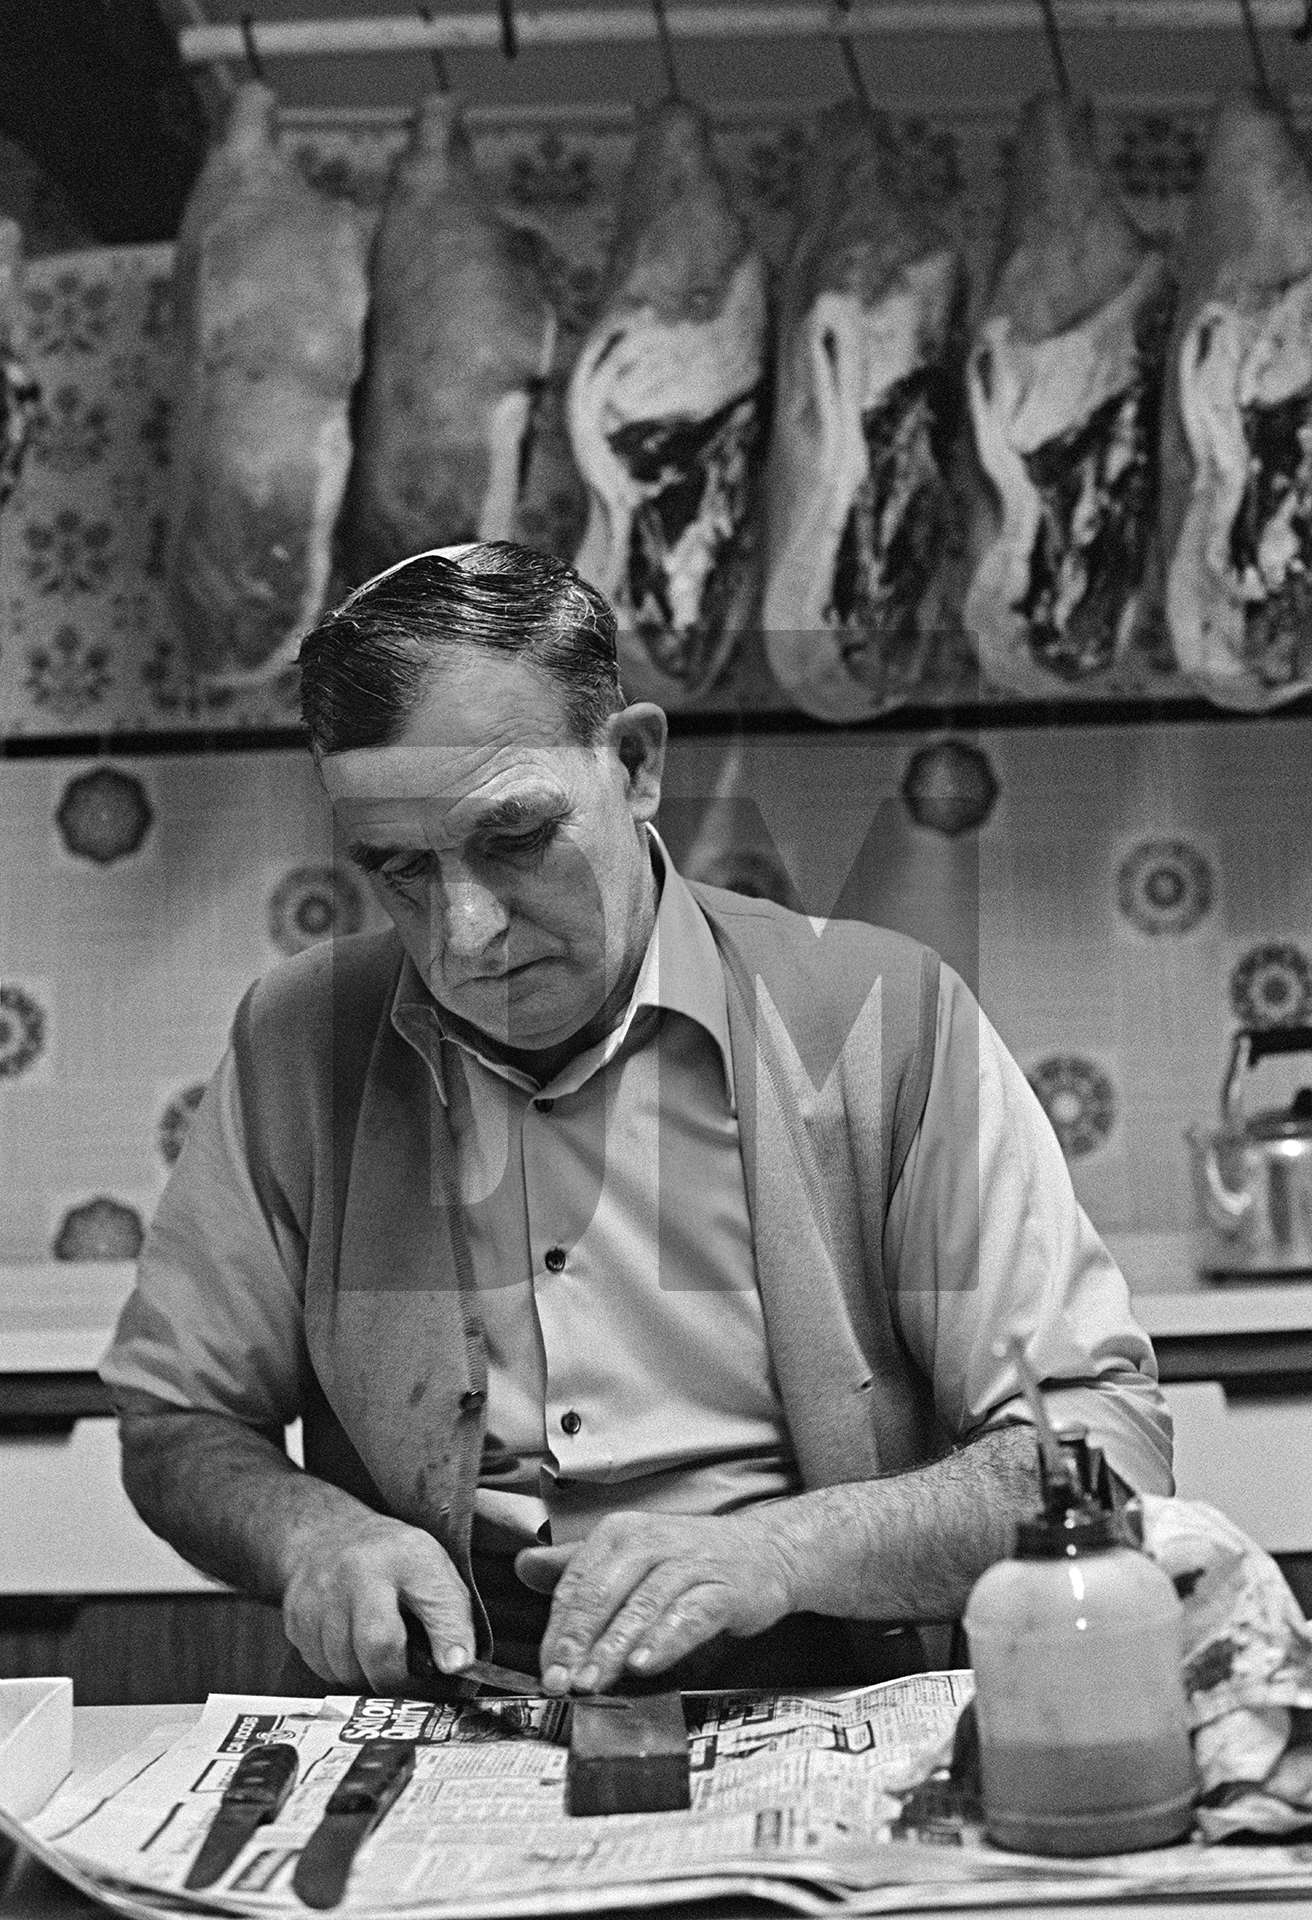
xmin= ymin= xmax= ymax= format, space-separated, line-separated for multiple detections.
xmin=607 ymin=703 xmax=667 ymax=823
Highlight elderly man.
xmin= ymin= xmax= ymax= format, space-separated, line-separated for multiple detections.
xmin=103 ymin=540 xmax=1170 ymax=1699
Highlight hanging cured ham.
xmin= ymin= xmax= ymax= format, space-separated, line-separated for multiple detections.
xmin=0 ymin=220 xmax=39 ymax=523
xmin=1162 ymin=94 xmax=1312 ymax=709
xmin=167 ymin=82 xmax=368 ymax=682
xmin=344 ymin=91 xmax=577 ymax=583
xmin=762 ymin=103 xmax=965 ymax=721
xmin=963 ymin=95 xmax=1172 ymax=693
xmin=567 ymin=98 xmax=768 ymax=705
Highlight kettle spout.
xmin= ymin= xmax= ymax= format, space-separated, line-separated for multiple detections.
xmin=1186 ymin=1125 xmax=1253 ymax=1236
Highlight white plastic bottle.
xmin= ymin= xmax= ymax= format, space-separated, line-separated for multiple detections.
xmin=964 ymin=1438 xmax=1196 ymax=1856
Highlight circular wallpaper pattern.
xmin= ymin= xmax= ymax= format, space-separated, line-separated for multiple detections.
xmin=157 ymin=1082 xmax=208 ymax=1168
xmin=901 ymin=741 xmax=999 ymax=838
xmin=1028 ymin=1055 xmax=1118 ymax=1159
xmin=55 ymin=765 xmax=153 ymax=864
xmin=1230 ymin=942 xmax=1312 ymax=1028
xmin=0 ymin=983 xmax=47 ymax=1080
xmin=53 ymin=1195 xmax=144 ymax=1261
xmin=267 ymin=863 xmax=366 ymax=957
xmin=1116 ymin=837 xmax=1214 ymax=936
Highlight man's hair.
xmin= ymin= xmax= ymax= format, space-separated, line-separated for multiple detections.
xmin=298 ymin=541 xmax=623 ymax=759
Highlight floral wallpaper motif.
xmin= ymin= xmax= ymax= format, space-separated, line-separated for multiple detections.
xmin=1028 ymin=1055 xmax=1119 ymax=1160
xmin=267 ymin=862 xmax=365 ymax=957
xmin=1231 ymin=942 xmax=1312 ymax=1029
xmin=157 ymin=1082 xmax=208 ymax=1168
xmin=901 ymin=740 xmax=999 ymax=837
xmin=0 ymin=982 xmax=47 ymax=1080
xmin=55 ymin=766 xmax=153 ymax=864
xmin=0 ymin=102 xmax=1219 ymax=738
xmin=53 ymin=1195 xmax=144 ymax=1262
xmin=1117 ymin=837 xmax=1214 ymax=937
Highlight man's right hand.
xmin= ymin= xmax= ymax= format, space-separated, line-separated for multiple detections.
xmin=281 ymin=1511 xmax=476 ymax=1691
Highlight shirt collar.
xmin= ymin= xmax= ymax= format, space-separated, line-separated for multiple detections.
xmin=390 ymin=828 xmax=736 ymax=1110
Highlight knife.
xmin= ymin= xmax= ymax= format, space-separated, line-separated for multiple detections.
xmin=291 ymin=1739 xmax=417 ymax=1910
xmin=184 ymin=1740 xmax=299 ymax=1891
xmin=401 ymin=1606 xmax=626 ymax=1705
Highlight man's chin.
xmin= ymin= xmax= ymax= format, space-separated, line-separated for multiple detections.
xmin=429 ymin=965 xmax=604 ymax=1056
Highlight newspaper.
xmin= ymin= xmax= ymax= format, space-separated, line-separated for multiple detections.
xmin=8 ymin=1674 xmax=1312 ymax=1919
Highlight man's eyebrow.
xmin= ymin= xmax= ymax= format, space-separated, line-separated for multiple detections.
xmin=474 ymin=794 xmax=568 ymax=833
xmin=345 ymin=841 xmax=419 ymax=874
xmin=345 ymin=797 xmax=569 ymax=872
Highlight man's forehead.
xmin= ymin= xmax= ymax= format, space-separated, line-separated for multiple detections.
xmin=327 ymin=769 xmax=570 ymax=844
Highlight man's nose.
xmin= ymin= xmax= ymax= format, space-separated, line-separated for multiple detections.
xmin=434 ymin=872 xmax=510 ymax=962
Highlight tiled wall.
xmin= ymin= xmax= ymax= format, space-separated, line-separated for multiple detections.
xmin=3 ymin=717 xmax=1310 ymax=1263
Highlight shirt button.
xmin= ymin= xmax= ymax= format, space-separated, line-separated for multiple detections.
xmin=535 ymin=1097 xmax=555 ymax=1113
xmin=560 ymin=1410 xmax=581 ymax=1436
xmin=544 ymin=1246 xmax=566 ymax=1273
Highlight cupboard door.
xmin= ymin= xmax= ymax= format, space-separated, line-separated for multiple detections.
xmin=1162 ymin=1381 xmax=1312 ymax=1553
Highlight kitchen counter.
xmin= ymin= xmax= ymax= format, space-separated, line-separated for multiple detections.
xmin=7 ymin=1238 xmax=1312 ymax=1377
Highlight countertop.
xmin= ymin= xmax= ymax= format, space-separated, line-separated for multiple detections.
xmin=6 ymin=1239 xmax=1312 ymax=1385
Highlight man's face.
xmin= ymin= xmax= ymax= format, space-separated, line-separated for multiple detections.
xmin=320 ymin=650 xmax=666 ymax=1055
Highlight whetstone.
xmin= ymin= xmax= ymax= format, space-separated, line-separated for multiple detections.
xmin=566 ymin=1693 xmax=691 ymax=1816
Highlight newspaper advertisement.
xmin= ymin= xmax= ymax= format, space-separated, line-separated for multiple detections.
xmin=12 ymin=1673 xmax=1312 ymax=1919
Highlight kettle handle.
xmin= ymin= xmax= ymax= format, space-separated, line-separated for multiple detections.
xmin=1222 ymin=1025 xmax=1312 ymax=1124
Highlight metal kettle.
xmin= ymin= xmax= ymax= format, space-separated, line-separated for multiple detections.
xmin=1187 ymin=1025 xmax=1312 ymax=1277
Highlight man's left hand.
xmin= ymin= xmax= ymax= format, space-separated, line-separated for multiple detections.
xmin=514 ymin=1510 xmax=799 ymax=1694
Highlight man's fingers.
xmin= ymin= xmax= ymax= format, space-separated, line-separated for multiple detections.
xmin=621 ymin=1583 xmax=731 ymax=1675
xmin=402 ymin=1562 xmax=477 ymax=1675
xmin=321 ymin=1612 xmax=370 ymax=1689
xmin=565 ymin=1568 xmax=722 ymax=1692
xmin=350 ymin=1590 xmax=415 ymax=1692
xmin=514 ymin=1545 xmax=571 ymax=1595
xmin=538 ymin=1530 xmax=672 ymax=1686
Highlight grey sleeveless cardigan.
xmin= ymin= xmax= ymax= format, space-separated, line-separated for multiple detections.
xmin=226 ymin=885 xmax=941 ymax=1647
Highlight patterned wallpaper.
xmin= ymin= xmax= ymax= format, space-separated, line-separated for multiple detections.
xmin=2 ymin=716 xmax=1310 ymax=1264
xmin=0 ymin=99 xmax=1251 ymax=737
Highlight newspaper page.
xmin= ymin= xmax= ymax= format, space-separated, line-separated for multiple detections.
xmin=14 ymin=1673 xmax=1312 ymax=1919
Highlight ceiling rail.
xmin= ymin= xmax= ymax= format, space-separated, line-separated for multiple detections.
xmin=176 ymin=0 xmax=1301 ymax=63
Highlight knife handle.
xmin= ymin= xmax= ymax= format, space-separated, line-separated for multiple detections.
xmin=324 ymin=1739 xmax=417 ymax=1820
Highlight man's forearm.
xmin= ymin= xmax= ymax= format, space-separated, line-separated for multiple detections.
xmin=769 ymin=1425 xmax=1039 ymax=1622
xmin=118 ymin=1410 xmax=382 ymax=1602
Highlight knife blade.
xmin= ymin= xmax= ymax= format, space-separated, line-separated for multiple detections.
xmin=184 ymin=1740 xmax=298 ymax=1891
xmin=291 ymin=1739 xmax=416 ymax=1910
xmin=401 ymin=1607 xmax=626 ymax=1705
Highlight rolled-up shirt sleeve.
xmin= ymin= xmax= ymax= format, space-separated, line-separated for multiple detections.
xmin=99 ymin=1046 xmax=310 ymax=1433
xmin=884 ymin=964 xmax=1173 ymax=1495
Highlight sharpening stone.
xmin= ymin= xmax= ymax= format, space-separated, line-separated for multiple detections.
xmin=566 ymin=1693 xmax=691 ymax=1816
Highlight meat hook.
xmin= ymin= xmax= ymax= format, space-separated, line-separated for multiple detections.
xmin=651 ymin=0 xmax=682 ymax=102
xmin=239 ymin=11 xmax=265 ymax=83
xmin=1236 ymin=0 xmax=1275 ymax=99
xmin=1033 ymin=0 xmax=1073 ymax=100
xmin=828 ymin=0 xmax=873 ymax=116
xmin=416 ymin=5 xmax=451 ymax=93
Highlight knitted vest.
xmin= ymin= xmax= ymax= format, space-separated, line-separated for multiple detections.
xmin=230 ymin=884 xmax=940 ymax=1647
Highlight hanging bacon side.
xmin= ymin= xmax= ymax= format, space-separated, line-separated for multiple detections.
xmin=762 ymin=103 xmax=965 ymax=721
xmin=567 ymin=98 xmax=768 ymax=706
xmin=963 ymin=94 xmax=1172 ymax=694
xmin=1162 ymin=93 xmax=1312 ymax=709
xmin=167 ymin=81 xmax=368 ymax=682
xmin=343 ymin=91 xmax=578 ymax=583
xmin=0 ymin=219 xmax=40 ymax=524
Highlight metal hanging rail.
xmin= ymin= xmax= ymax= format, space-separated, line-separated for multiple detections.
xmin=176 ymin=0 xmax=1300 ymax=63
